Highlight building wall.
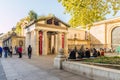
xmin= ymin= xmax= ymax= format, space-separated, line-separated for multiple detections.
xmin=106 ymin=22 xmax=120 ymax=48
xmin=67 ymin=28 xmax=90 ymax=49
xmin=90 ymin=24 xmax=105 ymax=48
xmin=0 ymin=39 xmax=3 ymax=47
xmin=68 ymin=28 xmax=86 ymax=40
xmin=90 ymin=17 xmax=120 ymax=49
xmin=24 ymin=17 xmax=120 ymax=55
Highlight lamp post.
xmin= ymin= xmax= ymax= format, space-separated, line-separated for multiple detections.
xmin=12 ymin=27 xmax=16 ymax=36
xmin=74 ymin=34 xmax=77 ymax=51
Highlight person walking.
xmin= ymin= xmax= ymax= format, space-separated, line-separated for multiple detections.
xmin=85 ymin=48 xmax=90 ymax=58
xmin=15 ymin=46 xmax=18 ymax=55
xmin=9 ymin=46 xmax=13 ymax=57
xmin=0 ymin=46 xmax=3 ymax=58
xmin=3 ymin=46 xmax=9 ymax=58
xmin=93 ymin=48 xmax=98 ymax=57
xmin=18 ymin=46 xmax=22 ymax=58
xmin=27 ymin=45 xmax=32 ymax=59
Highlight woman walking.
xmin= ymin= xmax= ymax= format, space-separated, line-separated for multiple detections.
xmin=18 ymin=46 xmax=22 ymax=58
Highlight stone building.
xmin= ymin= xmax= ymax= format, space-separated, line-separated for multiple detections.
xmin=2 ymin=15 xmax=120 ymax=56
xmin=67 ymin=28 xmax=90 ymax=49
xmin=25 ymin=16 xmax=89 ymax=56
xmin=2 ymin=28 xmax=25 ymax=54
xmin=0 ymin=33 xmax=4 ymax=47
xmin=90 ymin=17 xmax=120 ymax=50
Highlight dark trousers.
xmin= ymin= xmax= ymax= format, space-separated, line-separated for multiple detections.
xmin=19 ymin=52 xmax=22 ymax=58
xmin=28 ymin=53 xmax=31 ymax=59
xmin=0 ymin=52 xmax=2 ymax=58
xmin=4 ymin=51 xmax=8 ymax=58
xmin=9 ymin=52 xmax=12 ymax=57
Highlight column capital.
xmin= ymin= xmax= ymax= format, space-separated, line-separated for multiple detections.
xmin=63 ymin=32 xmax=68 ymax=35
xmin=42 ymin=30 xmax=47 ymax=33
xmin=27 ymin=32 xmax=31 ymax=34
xmin=57 ymin=32 xmax=62 ymax=34
xmin=34 ymin=29 xmax=38 ymax=31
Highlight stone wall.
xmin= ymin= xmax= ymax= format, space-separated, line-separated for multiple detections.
xmin=90 ymin=17 xmax=120 ymax=49
xmin=62 ymin=61 xmax=120 ymax=80
xmin=67 ymin=28 xmax=90 ymax=49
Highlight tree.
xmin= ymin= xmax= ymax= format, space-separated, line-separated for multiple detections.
xmin=15 ymin=16 xmax=30 ymax=35
xmin=28 ymin=10 xmax=38 ymax=21
xmin=58 ymin=0 xmax=120 ymax=29
xmin=15 ymin=10 xmax=38 ymax=35
xmin=15 ymin=22 xmax=21 ymax=35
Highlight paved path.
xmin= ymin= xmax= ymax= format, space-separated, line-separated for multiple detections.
xmin=0 ymin=59 xmax=7 ymax=80
xmin=0 ymin=55 xmax=91 ymax=80
xmin=22 ymin=55 xmax=91 ymax=80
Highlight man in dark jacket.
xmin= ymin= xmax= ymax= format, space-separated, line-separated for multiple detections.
xmin=68 ymin=49 xmax=76 ymax=59
xmin=3 ymin=46 xmax=9 ymax=58
xmin=85 ymin=48 xmax=90 ymax=58
xmin=28 ymin=45 xmax=32 ymax=59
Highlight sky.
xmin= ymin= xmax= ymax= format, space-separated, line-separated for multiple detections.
xmin=0 ymin=0 xmax=120 ymax=33
xmin=0 ymin=0 xmax=70 ymax=33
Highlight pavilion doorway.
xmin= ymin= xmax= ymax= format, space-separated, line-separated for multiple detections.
xmin=47 ymin=31 xmax=57 ymax=55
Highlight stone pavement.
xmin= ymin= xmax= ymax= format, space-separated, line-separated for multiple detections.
xmin=0 ymin=59 xmax=7 ymax=80
xmin=22 ymin=55 xmax=91 ymax=80
xmin=0 ymin=55 xmax=91 ymax=80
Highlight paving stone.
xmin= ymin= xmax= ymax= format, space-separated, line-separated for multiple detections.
xmin=0 ymin=55 xmax=90 ymax=80
xmin=0 ymin=59 xmax=7 ymax=80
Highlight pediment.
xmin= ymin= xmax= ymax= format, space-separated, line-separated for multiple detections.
xmin=37 ymin=16 xmax=70 ymax=28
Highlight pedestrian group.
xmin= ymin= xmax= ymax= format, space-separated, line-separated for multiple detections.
xmin=68 ymin=45 xmax=105 ymax=59
xmin=0 ymin=45 xmax=32 ymax=59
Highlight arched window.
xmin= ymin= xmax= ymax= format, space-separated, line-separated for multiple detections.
xmin=46 ymin=18 xmax=59 ymax=26
xmin=46 ymin=19 xmax=52 ymax=24
xmin=54 ymin=20 xmax=59 ymax=26
xmin=112 ymin=27 xmax=120 ymax=49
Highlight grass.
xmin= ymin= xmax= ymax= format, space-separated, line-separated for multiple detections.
xmin=82 ymin=56 xmax=120 ymax=65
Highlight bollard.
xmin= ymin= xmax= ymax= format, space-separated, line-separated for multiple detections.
xmin=54 ymin=48 xmax=66 ymax=69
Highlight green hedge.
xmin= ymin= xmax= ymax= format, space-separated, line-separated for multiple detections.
xmin=83 ymin=56 xmax=120 ymax=65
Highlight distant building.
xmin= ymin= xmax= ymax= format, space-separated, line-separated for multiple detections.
xmin=2 ymin=28 xmax=25 ymax=54
xmin=90 ymin=17 xmax=120 ymax=50
xmin=0 ymin=33 xmax=4 ymax=47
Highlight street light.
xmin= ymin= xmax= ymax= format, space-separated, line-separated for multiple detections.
xmin=12 ymin=27 xmax=16 ymax=36
xmin=74 ymin=34 xmax=77 ymax=51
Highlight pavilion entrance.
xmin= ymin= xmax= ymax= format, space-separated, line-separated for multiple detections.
xmin=47 ymin=31 xmax=57 ymax=54
xmin=39 ymin=31 xmax=62 ymax=55
xmin=25 ymin=16 xmax=68 ymax=56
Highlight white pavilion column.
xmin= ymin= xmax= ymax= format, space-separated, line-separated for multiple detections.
xmin=57 ymin=32 xmax=62 ymax=53
xmin=34 ymin=29 xmax=39 ymax=56
xmin=42 ymin=30 xmax=48 ymax=55
xmin=55 ymin=34 xmax=58 ymax=54
xmin=54 ymin=32 xmax=66 ymax=69
xmin=64 ymin=32 xmax=68 ymax=56
xmin=25 ymin=32 xmax=30 ymax=54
